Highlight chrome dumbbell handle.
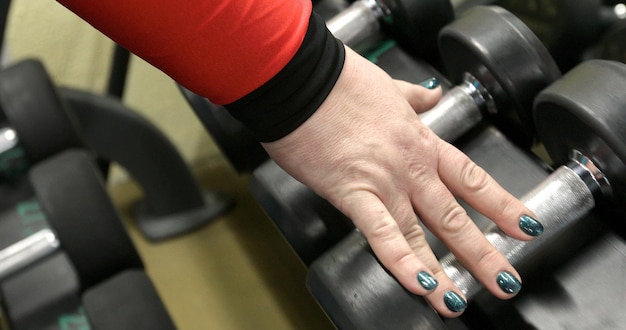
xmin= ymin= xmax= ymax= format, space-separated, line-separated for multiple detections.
xmin=0 ymin=126 xmax=19 ymax=154
xmin=0 ymin=228 xmax=60 ymax=281
xmin=441 ymin=162 xmax=597 ymax=299
xmin=326 ymin=0 xmax=389 ymax=53
xmin=419 ymin=73 xmax=495 ymax=142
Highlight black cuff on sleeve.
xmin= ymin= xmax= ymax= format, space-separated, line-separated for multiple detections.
xmin=224 ymin=11 xmax=345 ymax=142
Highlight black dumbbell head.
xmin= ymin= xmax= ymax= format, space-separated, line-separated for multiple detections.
xmin=534 ymin=60 xmax=626 ymax=211
xmin=29 ymin=149 xmax=143 ymax=289
xmin=83 ymin=270 xmax=176 ymax=330
xmin=498 ymin=0 xmax=607 ymax=71
xmin=0 ymin=59 xmax=85 ymax=162
xmin=380 ymin=0 xmax=454 ymax=61
xmin=438 ymin=6 xmax=561 ymax=145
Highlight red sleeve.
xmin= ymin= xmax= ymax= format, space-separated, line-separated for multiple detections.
xmin=56 ymin=0 xmax=312 ymax=105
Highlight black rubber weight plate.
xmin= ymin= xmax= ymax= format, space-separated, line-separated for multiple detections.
xmin=438 ymin=5 xmax=561 ymax=138
xmin=497 ymin=0 xmax=604 ymax=71
xmin=0 ymin=59 xmax=84 ymax=162
xmin=381 ymin=0 xmax=454 ymax=60
xmin=29 ymin=149 xmax=143 ymax=289
xmin=83 ymin=270 xmax=176 ymax=330
xmin=534 ymin=60 xmax=626 ymax=208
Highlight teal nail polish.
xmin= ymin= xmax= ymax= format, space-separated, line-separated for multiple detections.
xmin=497 ymin=271 xmax=522 ymax=294
xmin=519 ymin=215 xmax=544 ymax=237
xmin=417 ymin=271 xmax=438 ymax=291
xmin=418 ymin=77 xmax=439 ymax=89
xmin=443 ymin=291 xmax=467 ymax=313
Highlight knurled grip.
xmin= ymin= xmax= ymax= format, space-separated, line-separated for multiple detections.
xmin=440 ymin=165 xmax=595 ymax=299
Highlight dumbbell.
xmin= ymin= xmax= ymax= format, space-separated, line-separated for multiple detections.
xmin=440 ymin=58 xmax=625 ymax=304
xmin=1 ymin=251 xmax=84 ymax=329
xmin=330 ymin=3 xmax=560 ymax=147
xmin=420 ymin=5 xmax=561 ymax=147
xmin=82 ymin=269 xmax=177 ymax=329
xmin=325 ymin=0 xmax=454 ymax=61
xmin=0 ymin=59 xmax=85 ymax=181
xmin=495 ymin=0 xmax=626 ymax=71
xmin=0 ymin=149 xmax=142 ymax=289
xmin=2 ymin=252 xmax=174 ymax=329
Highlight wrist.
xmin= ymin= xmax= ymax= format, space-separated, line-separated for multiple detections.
xmin=225 ymin=11 xmax=345 ymax=142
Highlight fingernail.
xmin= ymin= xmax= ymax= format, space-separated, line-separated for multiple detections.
xmin=497 ymin=271 xmax=522 ymax=294
xmin=519 ymin=214 xmax=544 ymax=237
xmin=443 ymin=291 xmax=467 ymax=313
xmin=417 ymin=271 xmax=438 ymax=291
xmin=418 ymin=77 xmax=439 ymax=89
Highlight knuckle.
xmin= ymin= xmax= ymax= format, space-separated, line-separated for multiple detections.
xmin=403 ymin=225 xmax=428 ymax=250
xmin=340 ymin=160 xmax=379 ymax=182
xmin=367 ymin=216 xmax=399 ymax=241
xmin=416 ymin=124 xmax=436 ymax=142
xmin=439 ymin=203 xmax=470 ymax=235
xmin=459 ymin=158 xmax=491 ymax=195
xmin=407 ymin=162 xmax=431 ymax=184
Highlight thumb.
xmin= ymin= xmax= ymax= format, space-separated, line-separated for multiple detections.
xmin=394 ymin=78 xmax=442 ymax=113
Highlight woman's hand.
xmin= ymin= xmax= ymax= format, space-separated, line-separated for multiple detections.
xmin=263 ymin=47 xmax=540 ymax=317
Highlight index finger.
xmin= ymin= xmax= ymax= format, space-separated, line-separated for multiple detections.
xmin=437 ymin=142 xmax=544 ymax=240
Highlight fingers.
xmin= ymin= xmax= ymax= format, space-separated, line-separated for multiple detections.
xmin=341 ymin=190 xmax=439 ymax=297
xmin=393 ymin=79 xmax=442 ymax=113
xmin=407 ymin=159 xmax=524 ymax=307
xmin=436 ymin=141 xmax=543 ymax=241
xmin=340 ymin=187 xmax=475 ymax=318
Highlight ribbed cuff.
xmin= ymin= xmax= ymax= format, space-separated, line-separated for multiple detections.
xmin=224 ymin=11 xmax=345 ymax=142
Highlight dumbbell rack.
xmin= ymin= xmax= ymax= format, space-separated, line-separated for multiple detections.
xmin=60 ymin=87 xmax=234 ymax=242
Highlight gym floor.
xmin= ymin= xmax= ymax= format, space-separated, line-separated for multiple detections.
xmin=4 ymin=2 xmax=334 ymax=329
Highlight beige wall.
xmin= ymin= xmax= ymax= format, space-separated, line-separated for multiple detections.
xmin=4 ymin=0 xmax=219 ymax=185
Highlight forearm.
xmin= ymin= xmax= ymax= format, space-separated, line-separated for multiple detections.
xmin=56 ymin=0 xmax=312 ymax=105
xmin=57 ymin=0 xmax=345 ymax=141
